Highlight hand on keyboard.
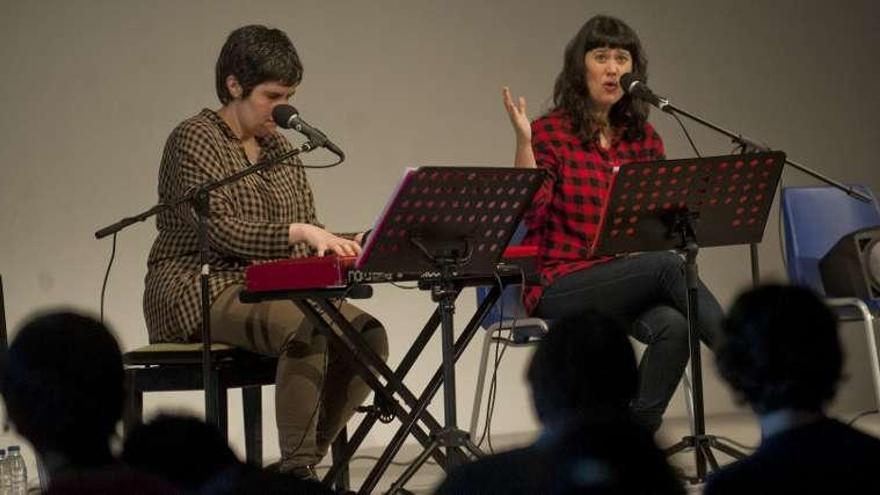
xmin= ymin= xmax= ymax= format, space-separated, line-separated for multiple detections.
xmin=289 ymin=223 xmax=362 ymax=257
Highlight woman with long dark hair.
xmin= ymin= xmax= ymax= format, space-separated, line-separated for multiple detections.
xmin=503 ymin=15 xmax=723 ymax=432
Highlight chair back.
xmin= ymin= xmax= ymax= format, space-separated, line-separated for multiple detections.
xmin=476 ymin=223 xmax=530 ymax=329
xmin=781 ymin=185 xmax=880 ymax=301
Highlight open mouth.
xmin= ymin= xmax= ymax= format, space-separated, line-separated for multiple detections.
xmin=603 ymin=81 xmax=619 ymax=91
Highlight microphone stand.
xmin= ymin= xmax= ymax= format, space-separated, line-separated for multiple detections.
xmin=652 ymin=98 xmax=870 ymax=286
xmin=95 ymin=142 xmax=316 ymax=427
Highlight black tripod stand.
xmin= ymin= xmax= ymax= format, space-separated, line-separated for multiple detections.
xmin=662 ymin=213 xmax=747 ymax=482
xmin=593 ymin=152 xmax=786 ymax=483
xmin=385 ymin=248 xmax=484 ymax=493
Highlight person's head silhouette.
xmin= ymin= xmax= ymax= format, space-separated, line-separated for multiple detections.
xmin=1 ymin=310 xmax=124 ymax=471
xmin=717 ymin=284 xmax=842 ymax=414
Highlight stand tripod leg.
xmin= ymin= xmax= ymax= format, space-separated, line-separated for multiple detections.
xmin=667 ymin=434 xmax=749 ymax=484
xmin=386 ymin=439 xmax=441 ymax=495
xmin=701 ymin=443 xmax=720 ymax=470
xmin=708 ymin=437 xmax=748 ymax=460
xmin=664 ymin=437 xmax=694 ymax=457
xmin=323 ymin=410 xmax=378 ymax=487
xmin=463 ymin=438 xmax=483 ymax=459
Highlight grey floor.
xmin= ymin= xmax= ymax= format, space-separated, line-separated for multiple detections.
xmin=316 ymin=411 xmax=880 ymax=494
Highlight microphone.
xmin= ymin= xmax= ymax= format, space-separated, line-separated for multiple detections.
xmin=619 ymin=73 xmax=670 ymax=112
xmin=272 ymin=105 xmax=345 ymax=159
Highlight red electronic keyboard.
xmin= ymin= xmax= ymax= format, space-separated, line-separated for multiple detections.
xmin=245 ymin=245 xmax=538 ymax=293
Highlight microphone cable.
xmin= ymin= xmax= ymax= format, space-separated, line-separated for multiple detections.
xmin=277 ymin=153 xmax=344 ymax=170
xmin=99 ymin=233 xmax=117 ymax=324
xmin=670 ymin=112 xmax=702 ymax=159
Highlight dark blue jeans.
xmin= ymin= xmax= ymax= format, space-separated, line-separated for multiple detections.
xmin=534 ymin=251 xmax=724 ymax=432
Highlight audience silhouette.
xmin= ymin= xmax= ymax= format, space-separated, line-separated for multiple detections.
xmin=0 ymin=310 xmax=175 ymax=493
xmin=13 ymin=286 xmax=879 ymax=494
xmin=435 ymin=311 xmax=684 ymax=494
xmin=706 ymin=284 xmax=880 ymax=494
xmin=123 ymin=414 xmax=334 ymax=494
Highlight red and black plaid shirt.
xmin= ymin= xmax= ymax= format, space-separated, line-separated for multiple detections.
xmin=522 ymin=109 xmax=666 ymax=314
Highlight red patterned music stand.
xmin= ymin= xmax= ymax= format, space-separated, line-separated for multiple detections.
xmin=358 ymin=166 xmax=544 ymax=492
xmin=358 ymin=167 xmax=543 ymax=275
xmin=594 ymin=152 xmax=785 ymax=255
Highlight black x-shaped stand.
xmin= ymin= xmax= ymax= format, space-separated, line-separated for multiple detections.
xmin=240 ymin=270 xmax=523 ymax=493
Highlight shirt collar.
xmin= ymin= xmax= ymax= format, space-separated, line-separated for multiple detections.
xmin=200 ymin=108 xmax=237 ymax=141
xmin=200 ymin=108 xmax=286 ymax=159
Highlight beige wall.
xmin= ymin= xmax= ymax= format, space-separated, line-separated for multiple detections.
xmin=2 ymin=0 xmax=879 ymax=461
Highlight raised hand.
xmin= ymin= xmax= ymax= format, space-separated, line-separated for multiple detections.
xmin=502 ymin=86 xmax=537 ymax=168
xmin=502 ymin=86 xmax=531 ymax=144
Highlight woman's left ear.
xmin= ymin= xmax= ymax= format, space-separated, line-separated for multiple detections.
xmin=226 ymin=74 xmax=243 ymax=99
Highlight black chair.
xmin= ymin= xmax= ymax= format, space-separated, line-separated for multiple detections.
xmin=122 ymin=342 xmax=350 ymax=490
xmin=122 ymin=343 xmax=275 ymax=464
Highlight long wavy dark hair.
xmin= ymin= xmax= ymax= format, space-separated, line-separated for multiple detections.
xmin=552 ymin=15 xmax=650 ymax=143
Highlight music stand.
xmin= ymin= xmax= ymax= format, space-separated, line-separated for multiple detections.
xmin=593 ymin=151 xmax=785 ymax=483
xmin=358 ymin=166 xmax=544 ymax=492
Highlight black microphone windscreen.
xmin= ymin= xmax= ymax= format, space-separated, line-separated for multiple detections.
xmin=619 ymin=73 xmax=641 ymax=94
xmin=272 ymin=105 xmax=298 ymax=127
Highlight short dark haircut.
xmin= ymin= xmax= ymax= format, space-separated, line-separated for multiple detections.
xmin=527 ymin=311 xmax=638 ymax=423
xmin=0 ymin=311 xmax=124 ymax=457
xmin=716 ymin=284 xmax=842 ymax=413
xmin=551 ymin=15 xmax=650 ymax=143
xmin=215 ymin=25 xmax=303 ymax=105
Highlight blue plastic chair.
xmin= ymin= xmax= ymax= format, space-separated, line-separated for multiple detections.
xmin=781 ymin=185 xmax=880 ymax=411
xmin=469 ymin=282 xmax=549 ymax=440
xmin=469 ymin=225 xmax=549 ymax=439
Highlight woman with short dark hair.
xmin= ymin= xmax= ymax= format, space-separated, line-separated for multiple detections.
xmin=144 ymin=25 xmax=388 ymax=479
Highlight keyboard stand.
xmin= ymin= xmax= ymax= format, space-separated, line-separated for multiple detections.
xmin=239 ymin=271 xmax=521 ymax=493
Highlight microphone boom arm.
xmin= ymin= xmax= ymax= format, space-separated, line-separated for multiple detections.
xmin=94 ymin=144 xmax=309 ymax=239
xmin=660 ymin=101 xmax=870 ymax=202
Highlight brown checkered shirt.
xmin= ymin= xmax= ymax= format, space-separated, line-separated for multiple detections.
xmin=143 ymin=109 xmax=322 ymax=342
